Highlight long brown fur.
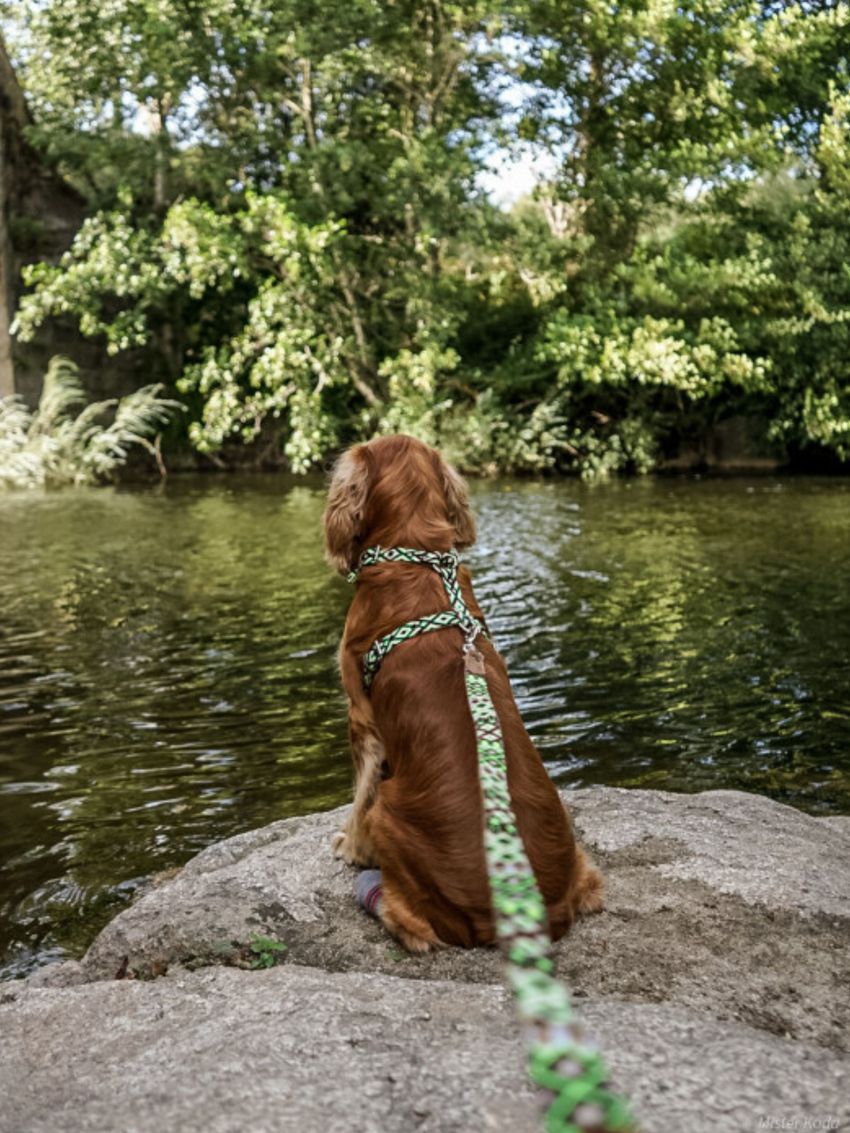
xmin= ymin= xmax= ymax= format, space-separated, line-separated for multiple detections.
xmin=324 ymin=434 xmax=603 ymax=952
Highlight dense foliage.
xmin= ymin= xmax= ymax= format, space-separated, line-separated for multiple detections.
xmin=3 ymin=1 xmax=849 ymax=475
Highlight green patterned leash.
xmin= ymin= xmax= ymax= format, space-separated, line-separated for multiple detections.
xmin=349 ymin=547 xmax=637 ymax=1133
xmin=465 ymin=645 xmax=635 ymax=1133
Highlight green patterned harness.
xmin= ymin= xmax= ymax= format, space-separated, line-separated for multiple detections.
xmin=349 ymin=546 xmax=487 ymax=688
xmin=347 ymin=546 xmax=636 ymax=1133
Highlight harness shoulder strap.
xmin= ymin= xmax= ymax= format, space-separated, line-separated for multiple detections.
xmin=348 ymin=546 xmax=485 ymax=689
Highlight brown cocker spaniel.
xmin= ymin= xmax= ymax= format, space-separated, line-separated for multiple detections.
xmin=324 ymin=434 xmax=603 ymax=953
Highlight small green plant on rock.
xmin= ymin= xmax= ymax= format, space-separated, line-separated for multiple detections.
xmin=247 ymin=935 xmax=288 ymax=970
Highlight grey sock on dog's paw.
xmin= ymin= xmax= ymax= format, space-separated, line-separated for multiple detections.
xmin=356 ymin=869 xmax=383 ymax=917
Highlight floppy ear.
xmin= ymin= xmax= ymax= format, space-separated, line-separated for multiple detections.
xmin=324 ymin=446 xmax=370 ymax=574
xmin=440 ymin=457 xmax=476 ymax=549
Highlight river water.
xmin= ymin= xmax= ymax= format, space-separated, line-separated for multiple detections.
xmin=1 ymin=474 xmax=849 ymax=977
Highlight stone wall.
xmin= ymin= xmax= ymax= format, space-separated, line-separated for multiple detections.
xmin=0 ymin=38 xmax=30 ymax=398
xmin=0 ymin=37 xmax=146 ymax=409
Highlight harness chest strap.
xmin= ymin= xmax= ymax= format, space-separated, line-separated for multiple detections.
xmin=347 ymin=546 xmax=636 ymax=1133
xmin=347 ymin=546 xmax=486 ymax=689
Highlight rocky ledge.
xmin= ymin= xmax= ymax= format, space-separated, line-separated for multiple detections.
xmin=1 ymin=788 xmax=849 ymax=1133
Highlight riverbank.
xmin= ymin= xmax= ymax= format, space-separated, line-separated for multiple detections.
xmin=118 ymin=439 xmax=849 ymax=481
xmin=2 ymin=787 xmax=848 ymax=1132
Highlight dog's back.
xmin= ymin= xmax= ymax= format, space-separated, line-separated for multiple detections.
xmin=344 ymin=565 xmax=585 ymax=948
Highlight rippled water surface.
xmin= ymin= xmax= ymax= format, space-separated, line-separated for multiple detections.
xmin=2 ymin=475 xmax=849 ymax=977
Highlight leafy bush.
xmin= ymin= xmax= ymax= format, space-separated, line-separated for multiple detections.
xmin=0 ymin=357 xmax=179 ymax=489
xmin=4 ymin=0 xmax=849 ymax=477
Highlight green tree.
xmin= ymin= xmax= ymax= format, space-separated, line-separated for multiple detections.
xmin=8 ymin=1 xmax=504 ymax=466
xmin=4 ymin=0 xmax=850 ymax=476
xmin=479 ymin=0 xmax=850 ymax=473
xmin=512 ymin=0 xmax=763 ymax=275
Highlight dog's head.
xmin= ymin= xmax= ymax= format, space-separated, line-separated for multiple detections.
xmin=323 ymin=435 xmax=476 ymax=575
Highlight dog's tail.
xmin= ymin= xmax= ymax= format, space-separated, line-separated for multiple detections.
xmin=464 ymin=646 xmax=637 ymax=1133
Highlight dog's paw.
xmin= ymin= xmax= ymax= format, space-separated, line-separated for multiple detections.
xmin=575 ymin=866 xmax=605 ymax=915
xmin=395 ymin=927 xmax=437 ymax=954
xmin=332 ymin=829 xmax=375 ymax=867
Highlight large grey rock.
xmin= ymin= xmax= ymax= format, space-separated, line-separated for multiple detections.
xmin=8 ymin=787 xmax=850 ymax=1133
xmin=2 ymin=965 xmax=848 ymax=1133
xmin=41 ymin=787 xmax=850 ymax=1053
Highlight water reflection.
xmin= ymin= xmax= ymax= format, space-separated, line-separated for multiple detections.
xmin=1 ymin=474 xmax=849 ymax=977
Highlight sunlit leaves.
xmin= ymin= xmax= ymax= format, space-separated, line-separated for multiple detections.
xmin=3 ymin=0 xmax=850 ymax=474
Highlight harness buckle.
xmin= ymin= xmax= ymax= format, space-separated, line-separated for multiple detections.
xmin=462 ymin=623 xmax=482 ymax=650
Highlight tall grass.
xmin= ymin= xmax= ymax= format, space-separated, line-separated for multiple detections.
xmin=0 ymin=357 xmax=179 ymax=489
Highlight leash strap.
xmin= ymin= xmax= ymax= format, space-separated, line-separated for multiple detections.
xmin=464 ymin=644 xmax=634 ymax=1133
xmin=348 ymin=546 xmax=636 ymax=1133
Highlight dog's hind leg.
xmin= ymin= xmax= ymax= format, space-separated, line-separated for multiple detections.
xmin=352 ymin=869 xmax=440 ymax=953
xmin=379 ymin=883 xmax=444 ymax=954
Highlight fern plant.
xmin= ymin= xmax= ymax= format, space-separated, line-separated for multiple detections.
xmin=0 ymin=358 xmax=179 ymax=489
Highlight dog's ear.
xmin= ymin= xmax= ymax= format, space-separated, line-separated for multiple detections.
xmin=324 ymin=446 xmax=371 ymax=574
xmin=440 ymin=457 xmax=476 ymax=549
